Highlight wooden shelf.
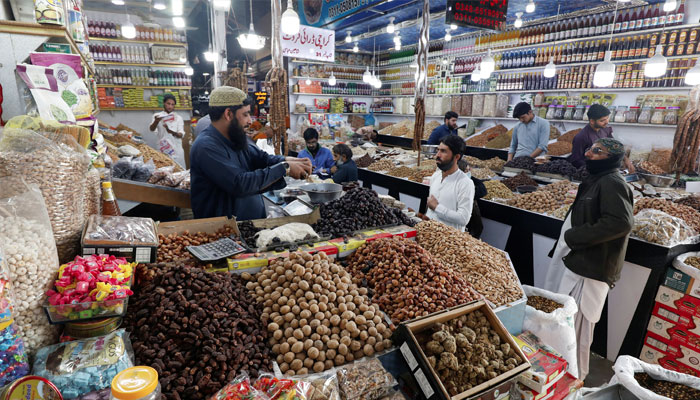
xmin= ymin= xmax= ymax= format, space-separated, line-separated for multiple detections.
xmin=101 ymin=107 xmax=192 ymax=111
xmin=97 ymin=85 xmax=191 ymax=89
xmin=291 ymin=76 xmax=365 ymax=83
xmin=112 ymin=178 xmax=190 ymax=209
xmin=95 ymin=61 xmax=187 ymax=68
xmin=371 ymin=114 xmax=677 ymax=128
xmin=89 ymin=36 xmax=187 ymax=47
xmin=0 ymin=20 xmax=66 ymax=37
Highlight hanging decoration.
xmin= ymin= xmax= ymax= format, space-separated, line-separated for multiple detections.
xmin=223 ymin=62 xmax=248 ymax=91
xmin=413 ymin=0 xmax=429 ymax=156
xmin=266 ymin=0 xmax=289 ymax=155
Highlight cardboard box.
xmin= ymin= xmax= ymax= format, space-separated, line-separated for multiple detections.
xmin=548 ymin=373 xmax=583 ymax=400
xmin=653 ymin=302 xmax=700 ymax=333
xmin=228 ymin=253 xmax=269 ymax=274
xmin=659 ymin=356 xmax=700 ymax=377
xmin=664 ymin=267 xmax=700 ymax=299
xmin=383 ymin=225 xmax=417 ymax=240
xmin=158 ymin=216 xmax=240 ymax=237
xmin=639 ymin=344 xmax=665 ymax=365
xmin=81 ymin=216 xmax=158 ymax=263
xmin=514 ymin=373 xmax=564 ymax=400
xmin=643 ymin=330 xmax=700 ymax=374
xmin=656 ymin=284 xmax=700 ymax=320
xmin=396 ymin=300 xmax=530 ymax=400
xmin=354 ymin=229 xmax=393 ymax=242
xmin=647 ymin=315 xmax=700 ymax=356
xmin=298 ymin=241 xmax=339 ymax=259
xmin=512 ymin=334 xmax=567 ymax=393
xmin=328 ymin=237 xmax=366 ymax=258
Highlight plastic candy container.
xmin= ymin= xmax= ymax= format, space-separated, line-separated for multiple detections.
xmin=0 ymin=250 xmax=30 ymax=387
xmin=0 ymin=376 xmax=62 ymax=400
xmin=110 ymin=366 xmax=160 ymax=400
xmin=32 ymin=329 xmax=134 ymax=399
xmin=44 ymin=255 xmax=135 ymax=323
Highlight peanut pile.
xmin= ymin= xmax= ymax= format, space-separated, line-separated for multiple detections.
xmin=465 ymin=156 xmax=506 ymax=172
xmin=387 ymin=166 xmax=414 ymax=178
xmin=420 ymin=310 xmax=524 ymax=396
xmin=634 ymin=198 xmax=700 ymax=233
xmin=483 ymin=180 xmax=515 ymax=201
xmin=408 ymin=169 xmax=435 ymax=183
xmin=685 ymin=256 xmax=700 ymax=269
xmin=345 ymin=237 xmax=480 ymax=325
xmin=637 ymin=161 xmax=666 ymax=175
xmin=547 ymin=141 xmax=573 ymax=156
xmin=243 ymin=251 xmax=391 ymax=376
xmin=541 ymin=180 xmax=578 ymax=203
xmin=416 ymin=221 xmax=524 ymax=307
xmin=550 ymin=204 xmax=572 ymax=220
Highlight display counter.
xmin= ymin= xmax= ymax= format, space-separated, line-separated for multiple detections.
xmin=357 ymin=168 xmax=430 ymax=213
xmin=112 ymin=178 xmax=191 ymax=209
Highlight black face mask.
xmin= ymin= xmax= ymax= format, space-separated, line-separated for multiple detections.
xmin=585 ymin=153 xmax=624 ymax=175
xmin=228 ymin=118 xmax=248 ymax=151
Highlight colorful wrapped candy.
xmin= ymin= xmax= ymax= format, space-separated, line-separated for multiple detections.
xmin=44 ymin=255 xmax=135 ymax=322
xmin=0 ymin=248 xmax=30 ymax=387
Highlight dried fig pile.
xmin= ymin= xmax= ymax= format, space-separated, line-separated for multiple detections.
xmin=124 ymin=263 xmax=272 ymax=399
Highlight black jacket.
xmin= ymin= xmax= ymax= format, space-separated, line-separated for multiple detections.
xmin=332 ymin=159 xmax=358 ymax=183
xmin=561 ymin=167 xmax=634 ymax=287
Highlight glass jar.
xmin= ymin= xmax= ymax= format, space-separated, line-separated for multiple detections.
xmin=563 ymin=105 xmax=575 ymax=120
xmin=554 ymin=105 xmax=566 ymax=120
xmin=111 ymin=366 xmax=161 ymax=400
xmin=573 ymin=105 xmax=585 ymax=120
xmin=637 ymin=107 xmax=652 ymax=124
xmin=608 ymin=106 xmax=617 ymax=123
xmin=546 ymin=104 xmax=557 ymax=119
xmin=626 ymin=106 xmax=640 ymax=123
xmin=583 ymin=106 xmax=591 ymax=121
xmin=665 ymin=107 xmax=680 ymax=125
xmin=614 ymin=106 xmax=628 ymax=123
xmin=538 ymin=106 xmax=548 ymax=118
xmin=651 ymin=107 xmax=666 ymax=124
xmin=534 ymin=92 xmax=545 ymax=106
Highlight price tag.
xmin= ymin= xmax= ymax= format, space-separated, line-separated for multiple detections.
xmin=414 ymin=368 xmax=435 ymax=399
xmin=400 ymin=342 xmax=418 ymax=371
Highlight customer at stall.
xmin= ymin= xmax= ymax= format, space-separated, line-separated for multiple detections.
xmin=190 ymin=86 xmax=312 ymax=220
xmin=427 ymin=111 xmax=459 ymax=145
xmin=426 ymin=135 xmax=474 ymax=232
xmin=544 ymin=138 xmax=634 ymax=381
xmin=331 ymin=144 xmax=358 ymax=184
xmin=508 ymin=102 xmax=550 ymax=161
xmin=569 ymin=104 xmax=635 ymax=172
xmin=298 ymin=128 xmax=335 ymax=175
xmin=150 ymin=94 xmax=186 ymax=167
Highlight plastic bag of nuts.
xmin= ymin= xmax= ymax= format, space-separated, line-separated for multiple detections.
xmin=336 ymin=358 xmax=396 ymax=400
xmin=634 ymin=198 xmax=700 ymax=233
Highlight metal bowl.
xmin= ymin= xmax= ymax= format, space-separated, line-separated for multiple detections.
xmin=300 ymin=183 xmax=343 ymax=204
xmin=638 ymin=173 xmax=676 ymax=188
xmin=421 ymin=145 xmax=438 ymax=156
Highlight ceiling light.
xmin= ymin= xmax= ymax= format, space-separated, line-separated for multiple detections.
xmin=644 ymin=45 xmax=668 ymax=78
xmin=387 ymin=17 xmax=395 ymax=34
xmin=544 ymin=57 xmax=556 ymax=78
xmin=238 ymin=23 xmax=266 ymax=50
xmin=305 ymin=78 xmax=311 ymax=85
xmin=514 ymin=12 xmax=523 ymax=28
xmin=121 ymin=21 xmax=136 ymax=39
xmin=441 ymin=58 xmax=448 ymax=65
xmin=353 ymin=42 xmax=359 ymax=52
xmin=685 ymin=63 xmax=700 ymax=86
xmin=111 ymin=0 xmax=124 ymax=5
xmin=480 ymin=50 xmax=495 ymax=76
xmin=173 ymin=17 xmax=185 ymax=28
xmin=363 ymin=67 xmax=371 ymax=83
xmin=204 ymin=50 xmax=218 ymax=62
xmin=153 ymin=0 xmax=166 ymax=10
xmin=450 ymin=23 xmax=457 ymax=30
xmin=281 ymin=0 xmax=300 ymax=35
xmin=372 ymin=74 xmax=382 ymax=89
xmin=445 ymin=29 xmax=452 ymax=42
xmin=525 ymin=0 xmax=535 ymax=13
xmin=395 ymin=42 xmax=401 ymax=51
xmin=617 ymin=0 xmax=632 ymax=3
xmin=172 ymin=0 xmax=183 ymax=16
xmin=663 ymin=0 xmax=677 ymax=13
xmin=328 ymin=74 xmax=336 ymax=86
xmin=594 ymin=50 xmax=616 ymax=87
xmin=213 ymin=0 xmax=231 ymax=10
xmin=184 ymin=65 xmax=193 ymax=76
xmin=203 ymin=73 xmax=210 ymax=76
xmin=471 ymin=67 xmax=481 ymax=82
xmin=345 ymin=31 xmax=352 ymax=43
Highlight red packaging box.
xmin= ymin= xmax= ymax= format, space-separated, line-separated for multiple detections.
xmin=659 ymin=356 xmax=700 ymax=377
xmin=639 ymin=344 xmax=666 ymax=365
xmin=643 ymin=331 xmax=700 ymax=374
xmin=382 ymin=225 xmax=418 ymax=240
xmin=299 ymin=241 xmax=339 ymax=258
xmin=652 ymin=302 xmax=700 ymax=332
xmin=548 ymin=373 xmax=584 ymax=400
xmin=656 ymin=284 xmax=700 ymax=319
xmin=647 ymin=315 xmax=700 ymax=352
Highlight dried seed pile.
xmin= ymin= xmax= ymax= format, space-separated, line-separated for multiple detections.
xmin=541 ymin=180 xmax=578 ymax=203
xmin=408 ymin=168 xmax=435 ymax=183
xmin=387 ymin=166 xmax=414 ymax=178
xmin=636 ymin=161 xmax=666 ymax=175
xmin=674 ymin=196 xmax=700 ymax=211
xmin=502 ymin=173 xmax=538 ymax=191
xmin=367 ymin=159 xmax=395 ymax=172
xmin=505 ymin=157 xmax=536 ymax=172
xmin=507 ymin=191 xmax=561 ymax=214
xmin=420 ymin=310 xmax=524 ymax=396
xmin=465 ymin=156 xmax=506 ymax=172
xmin=471 ymin=168 xmax=496 ymax=180
xmin=547 ymin=141 xmax=573 ymax=156
xmin=157 ymin=226 xmax=242 ymax=263
xmin=634 ymin=198 xmax=700 ymax=233
xmin=550 ymin=204 xmax=571 ymax=220
xmin=345 ymin=237 xmax=480 ymax=325
xmin=243 ymin=251 xmax=391 ymax=375
xmin=684 ymin=256 xmax=700 ymax=269
xmin=535 ymin=160 xmax=578 ymax=177
xmin=416 ymin=221 xmax=524 ymax=307
xmin=527 ymin=296 xmax=564 ymax=313
xmin=124 ymin=264 xmax=272 ymax=399
xmin=483 ymin=180 xmax=515 ymax=201
xmin=557 ymin=129 xmax=581 ymax=143
xmin=634 ymin=372 xmax=700 ymax=400
xmin=356 ymin=154 xmax=374 ymax=168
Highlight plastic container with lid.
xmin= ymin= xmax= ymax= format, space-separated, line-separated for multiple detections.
xmin=637 ymin=107 xmax=652 ymax=124
xmin=573 ymin=105 xmax=585 ymax=121
xmin=614 ymin=106 xmax=628 ymax=123
xmin=563 ymin=105 xmax=575 ymax=120
xmin=665 ymin=107 xmax=680 ymax=125
xmin=651 ymin=107 xmax=666 ymax=124
xmin=0 ymin=376 xmax=62 ymax=400
xmin=110 ymin=366 xmax=160 ymax=400
xmin=554 ymin=105 xmax=565 ymax=120
xmin=626 ymin=106 xmax=640 ymax=123
xmin=546 ymin=104 xmax=557 ymax=120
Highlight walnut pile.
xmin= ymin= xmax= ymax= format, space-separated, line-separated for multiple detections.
xmin=506 ymin=191 xmax=561 ymax=214
xmin=419 ymin=310 xmax=523 ymax=396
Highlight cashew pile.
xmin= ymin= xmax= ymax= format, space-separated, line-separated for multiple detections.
xmin=416 ymin=221 xmax=524 ymax=307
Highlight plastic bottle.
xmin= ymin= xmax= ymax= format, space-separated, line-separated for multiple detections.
xmin=101 ymin=181 xmax=121 ymax=216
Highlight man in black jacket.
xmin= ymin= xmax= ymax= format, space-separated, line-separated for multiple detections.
xmin=544 ymin=137 xmax=634 ymax=380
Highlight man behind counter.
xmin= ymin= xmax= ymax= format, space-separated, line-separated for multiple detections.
xmin=298 ymin=128 xmax=335 ymax=175
xmin=508 ymin=102 xmax=550 ymax=161
xmin=190 ymin=86 xmax=312 ymax=220
xmin=569 ymin=104 xmax=635 ymax=172
xmin=427 ymin=111 xmax=459 ymax=145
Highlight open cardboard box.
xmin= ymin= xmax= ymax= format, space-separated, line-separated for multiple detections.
xmin=397 ymin=300 xmax=531 ymax=400
xmin=157 ymin=216 xmax=241 ymax=237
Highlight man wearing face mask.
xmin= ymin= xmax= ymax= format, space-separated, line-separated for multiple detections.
xmin=426 ymin=135 xmax=474 ymax=232
xmin=544 ymin=138 xmax=634 ymax=380
xmin=190 ymin=86 xmax=312 ymax=220
xmin=297 ymin=128 xmax=335 ymax=176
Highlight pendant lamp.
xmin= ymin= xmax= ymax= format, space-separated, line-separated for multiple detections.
xmin=594 ymin=51 xmax=616 ymax=87
xmin=281 ymin=0 xmax=300 ymax=35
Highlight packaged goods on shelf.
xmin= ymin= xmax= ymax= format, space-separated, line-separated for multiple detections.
xmin=633 ymin=209 xmax=697 ymax=246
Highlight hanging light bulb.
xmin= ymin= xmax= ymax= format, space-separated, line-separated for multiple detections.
xmin=121 ymin=21 xmax=136 ymax=39
xmin=172 ymin=0 xmax=183 ymax=16
xmin=281 ymin=0 xmax=300 ymax=36
xmin=184 ymin=65 xmax=194 ymax=76
xmin=213 ymin=0 xmax=231 ymax=10
xmin=353 ymin=42 xmax=359 ymax=52
xmin=173 ymin=16 xmax=185 ymax=28
xmin=617 ymin=0 xmax=632 ymax=3
xmin=153 ymin=0 xmax=166 ymax=10
xmin=685 ymin=63 xmax=700 ymax=86
xmin=204 ymin=50 xmax=218 ymax=62
xmin=328 ymin=74 xmax=337 ymax=86
xmin=363 ymin=67 xmax=372 ymax=83
xmin=444 ymin=29 xmax=452 ymax=42
xmin=450 ymin=23 xmax=457 ymax=30
xmin=395 ymin=41 xmax=401 ymax=51
xmin=111 ymin=0 xmax=124 ymax=5
xmin=442 ymin=58 xmax=448 ymax=65
xmin=663 ymin=0 xmax=677 ymax=13
xmin=480 ymin=50 xmax=495 ymax=76
xmin=394 ymin=32 xmax=401 ymax=50
xmin=514 ymin=12 xmax=523 ymax=28
xmin=238 ymin=0 xmax=266 ymax=50
xmin=471 ymin=67 xmax=481 ymax=82
xmin=644 ymin=45 xmax=668 ymax=78
xmin=544 ymin=57 xmax=556 ymax=78
xmin=525 ymin=0 xmax=535 ymax=13
xmin=387 ymin=17 xmax=395 ymax=34
xmin=345 ymin=31 xmax=352 ymax=43
xmin=594 ymin=51 xmax=616 ymax=87
xmin=305 ymin=78 xmax=311 ymax=85
xmin=372 ymin=74 xmax=382 ymax=89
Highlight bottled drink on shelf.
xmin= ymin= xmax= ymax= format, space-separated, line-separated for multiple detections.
xmin=101 ymin=181 xmax=121 ymax=216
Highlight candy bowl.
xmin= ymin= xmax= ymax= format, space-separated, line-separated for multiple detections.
xmin=43 ymin=293 xmax=131 ymax=323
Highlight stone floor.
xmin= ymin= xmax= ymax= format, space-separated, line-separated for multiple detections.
xmin=583 ymin=352 xmax=616 ymax=388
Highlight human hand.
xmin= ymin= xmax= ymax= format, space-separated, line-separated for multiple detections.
xmin=427 ymin=195 xmax=438 ymax=210
xmin=288 ymin=161 xmax=312 ymax=179
xmin=331 ymin=166 xmax=338 ymax=174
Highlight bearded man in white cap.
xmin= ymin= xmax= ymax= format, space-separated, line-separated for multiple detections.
xmin=190 ymin=86 xmax=312 ymax=220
